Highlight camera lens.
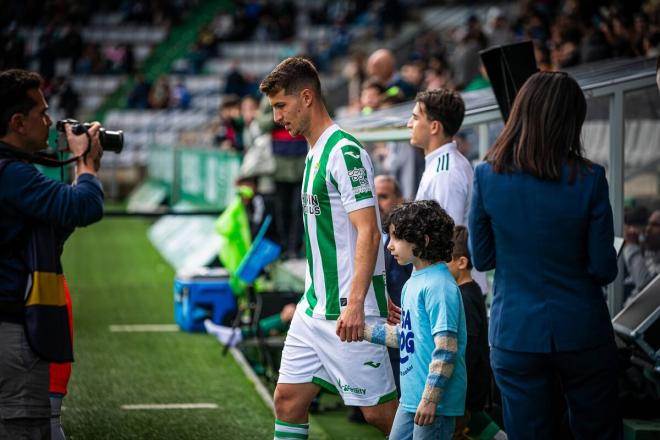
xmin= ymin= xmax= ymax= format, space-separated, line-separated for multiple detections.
xmin=98 ymin=128 xmax=124 ymax=153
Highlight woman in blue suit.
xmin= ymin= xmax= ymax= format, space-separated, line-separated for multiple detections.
xmin=469 ymin=72 xmax=621 ymax=439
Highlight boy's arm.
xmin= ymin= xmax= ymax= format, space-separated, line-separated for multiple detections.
xmin=363 ymin=322 xmax=400 ymax=348
xmin=422 ymin=330 xmax=458 ymax=404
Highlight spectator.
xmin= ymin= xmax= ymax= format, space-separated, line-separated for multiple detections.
xmin=215 ymin=95 xmax=243 ymax=151
xmin=225 ymin=61 xmax=247 ymax=96
xmin=623 ymin=209 xmax=660 ymax=298
xmin=56 ymin=77 xmax=80 ymax=119
xmin=127 ymin=73 xmax=152 ymax=109
xmin=148 ymin=75 xmax=171 ymax=110
xmin=240 ymin=95 xmax=261 ymax=149
xmin=254 ymin=95 xmax=306 ymax=259
xmin=170 ymin=79 xmax=192 ymax=110
xmin=485 ymin=8 xmax=515 ymax=47
xmin=360 ymin=78 xmax=386 ymax=115
xmin=367 ymin=48 xmax=417 ymax=99
xmin=1 ymin=22 xmax=26 ymax=70
xmin=450 ymin=27 xmax=482 ymax=90
xmin=374 ymin=175 xmax=411 ymax=307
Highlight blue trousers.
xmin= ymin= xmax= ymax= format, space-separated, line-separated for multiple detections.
xmin=491 ymin=342 xmax=622 ymax=440
xmin=389 ymin=405 xmax=455 ymax=440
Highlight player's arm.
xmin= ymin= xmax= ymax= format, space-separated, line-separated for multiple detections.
xmin=336 ymin=206 xmax=381 ymax=343
xmin=362 ymin=322 xmax=400 ymax=348
xmin=415 ymin=330 xmax=458 ymax=426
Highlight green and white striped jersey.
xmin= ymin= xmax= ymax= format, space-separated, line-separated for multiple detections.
xmin=300 ymin=124 xmax=388 ymax=320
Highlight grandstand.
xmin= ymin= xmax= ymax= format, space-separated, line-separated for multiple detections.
xmin=1 ymin=0 xmax=660 ymax=438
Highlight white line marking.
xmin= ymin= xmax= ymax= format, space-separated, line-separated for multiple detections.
xmin=230 ymin=347 xmax=274 ymax=413
xmin=121 ymin=403 xmax=218 ymax=410
xmin=109 ymin=324 xmax=180 ymax=332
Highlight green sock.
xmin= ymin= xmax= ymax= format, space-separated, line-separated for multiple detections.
xmin=274 ymin=418 xmax=309 ymax=439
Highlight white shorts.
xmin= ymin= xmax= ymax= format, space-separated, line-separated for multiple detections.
xmin=278 ymin=305 xmax=397 ymax=406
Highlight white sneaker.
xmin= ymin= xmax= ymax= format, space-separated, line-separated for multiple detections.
xmin=204 ymin=319 xmax=242 ymax=347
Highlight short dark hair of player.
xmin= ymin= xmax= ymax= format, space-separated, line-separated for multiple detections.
xmin=259 ymin=57 xmax=322 ymax=97
xmin=0 ymin=69 xmax=43 ymax=137
xmin=386 ymin=200 xmax=455 ymax=263
xmin=452 ymin=225 xmax=473 ymax=270
xmin=415 ymin=88 xmax=465 ymax=137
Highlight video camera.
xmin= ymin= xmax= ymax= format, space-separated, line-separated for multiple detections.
xmin=55 ymin=119 xmax=124 ymax=153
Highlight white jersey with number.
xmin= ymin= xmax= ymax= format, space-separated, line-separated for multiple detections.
xmin=299 ymin=124 xmax=388 ymax=321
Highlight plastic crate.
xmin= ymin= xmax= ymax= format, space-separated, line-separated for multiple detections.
xmin=174 ymin=267 xmax=236 ymax=332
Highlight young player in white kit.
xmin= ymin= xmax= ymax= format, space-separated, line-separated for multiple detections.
xmin=260 ymin=57 xmax=398 ymax=440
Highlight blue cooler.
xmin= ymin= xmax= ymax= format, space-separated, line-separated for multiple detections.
xmin=174 ymin=267 xmax=236 ymax=332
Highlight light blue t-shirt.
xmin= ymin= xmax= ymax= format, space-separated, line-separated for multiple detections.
xmin=399 ymin=263 xmax=467 ymax=415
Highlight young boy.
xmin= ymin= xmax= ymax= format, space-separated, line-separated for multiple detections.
xmin=358 ymin=200 xmax=467 ymax=439
xmin=447 ymin=226 xmax=507 ymax=440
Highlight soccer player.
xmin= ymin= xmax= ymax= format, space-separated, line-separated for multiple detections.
xmin=408 ymin=89 xmax=472 ymax=226
xmin=260 ymin=57 xmax=398 ymax=439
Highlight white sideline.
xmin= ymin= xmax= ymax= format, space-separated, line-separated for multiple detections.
xmin=109 ymin=324 xmax=180 ymax=332
xmin=121 ymin=403 xmax=218 ymax=410
xmin=229 ymin=347 xmax=275 ymax=413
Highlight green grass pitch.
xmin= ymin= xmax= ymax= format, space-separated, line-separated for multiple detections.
xmin=60 ymin=217 xmax=386 ymax=439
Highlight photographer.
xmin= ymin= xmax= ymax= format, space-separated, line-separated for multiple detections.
xmin=0 ymin=69 xmax=104 ymax=439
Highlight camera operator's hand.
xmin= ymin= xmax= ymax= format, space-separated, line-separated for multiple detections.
xmin=65 ymin=121 xmax=103 ymax=176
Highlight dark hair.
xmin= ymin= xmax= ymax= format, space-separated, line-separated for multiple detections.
xmin=0 ymin=69 xmax=43 ymax=137
xmin=484 ymin=71 xmax=590 ymax=182
xmin=451 ymin=225 xmax=473 ymax=270
xmin=361 ymin=78 xmax=386 ymax=94
xmin=221 ymin=94 xmax=241 ymax=109
xmin=259 ymin=57 xmax=322 ymax=97
xmin=386 ymin=200 xmax=454 ymax=263
xmin=415 ymin=89 xmax=465 ymax=137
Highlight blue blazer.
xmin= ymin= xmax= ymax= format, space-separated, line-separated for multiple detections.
xmin=468 ymin=161 xmax=617 ymax=353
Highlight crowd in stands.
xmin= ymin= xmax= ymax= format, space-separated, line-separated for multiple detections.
xmin=0 ymin=0 xmax=197 ymax=78
xmin=341 ymin=0 xmax=659 ymax=115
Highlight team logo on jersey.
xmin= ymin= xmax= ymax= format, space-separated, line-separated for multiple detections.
xmin=301 ymin=192 xmax=321 ymax=215
xmin=312 ymin=161 xmax=320 ymax=177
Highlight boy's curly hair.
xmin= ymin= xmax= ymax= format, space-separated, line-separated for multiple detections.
xmin=385 ymin=200 xmax=455 ymax=262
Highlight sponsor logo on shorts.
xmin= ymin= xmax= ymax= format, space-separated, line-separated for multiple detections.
xmin=363 ymin=361 xmax=381 ymax=368
xmin=336 ymin=378 xmax=367 ymax=396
